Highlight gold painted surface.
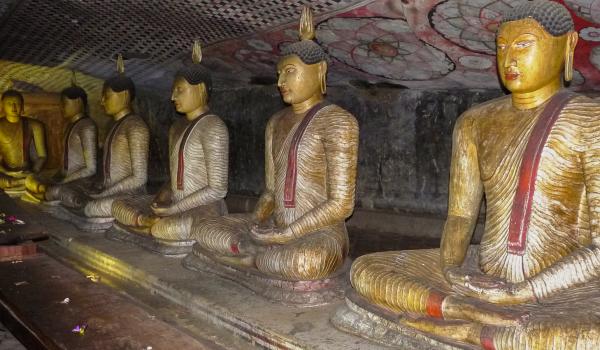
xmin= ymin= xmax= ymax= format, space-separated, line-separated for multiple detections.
xmin=348 ymin=8 xmax=600 ymax=349
xmin=0 ymin=60 xmax=109 ymax=140
xmin=0 ymin=92 xmax=47 ymax=193
xmin=191 ymin=7 xmax=359 ymax=281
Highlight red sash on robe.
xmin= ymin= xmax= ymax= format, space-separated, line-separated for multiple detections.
xmin=177 ymin=112 xmax=209 ymax=190
xmin=283 ymin=101 xmax=329 ymax=208
xmin=103 ymin=114 xmax=131 ymax=182
xmin=507 ymin=91 xmax=574 ymax=255
xmin=21 ymin=118 xmax=30 ymax=167
xmin=63 ymin=117 xmax=85 ymax=171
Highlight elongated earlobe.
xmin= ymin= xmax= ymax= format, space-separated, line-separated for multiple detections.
xmin=564 ymin=51 xmax=573 ymax=82
xmin=319 ymin=62 xmax=327 ymax=95
xmin=564 ymin=32 xmax=579 ymax=82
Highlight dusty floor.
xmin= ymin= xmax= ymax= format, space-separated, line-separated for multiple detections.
xmin=0 ymin=322 xmax=25 ymax=350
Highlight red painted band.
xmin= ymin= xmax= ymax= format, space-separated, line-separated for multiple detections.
xmin=63 ymin=117 xmax=85 ymax=171
xmin=177 ymin=112 xmax=209 ymax=191
xmin=480 ymin=326 xmax=496 ymax=350
xmin=283 ymin=102 xmax=329 ymax=208
xmin=425 ymin=290 xmax=445 ymax=319
xmin=22 ymin=118 xmax=30 ymax=167
xmin=103 ymin=114 xmax=131 ymax=183
xmin=507 ymin=92 xmax=574 ymax=255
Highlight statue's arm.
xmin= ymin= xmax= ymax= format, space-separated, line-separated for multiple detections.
xmin=171 ymin=117 xmax=229 ymax=213
xmin=62 ymin=122 xmax=98 ymax=183
xmin=527 ymin=122 xmax=600 ymax=300
xmin=101 ymin=120 xmax=149 ymax=196
xmin=440 ymin=114 xmax=483 ymax=274
xmin=30 ymin=120 xmax=47 ymax=172
xmin=253 ymin=116 xmax=276 ymax=222
xmin=286 ymin=112 xmax=359 ymax=237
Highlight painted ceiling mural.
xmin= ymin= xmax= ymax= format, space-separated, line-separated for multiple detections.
xmin=0 ymin=0 xmax=599 ymax=90
xmin=204 ymin=0 xmax=600 ymax=90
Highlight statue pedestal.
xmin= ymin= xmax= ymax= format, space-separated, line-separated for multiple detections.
xmin=10 ymin=197 xmax=384 ymax=350
xmin=331 ymin=292 xmax=476 ymax=350
xmin=105 ymin=223 xmax=194 ymax=256
xmin=41 ymin=202 xmax=113 ymax=232
xmin=183 ymin=245 xmax=350 ymax=307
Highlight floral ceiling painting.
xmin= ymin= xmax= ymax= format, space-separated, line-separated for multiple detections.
xmin=1 ymin=0 xmax=600 ymax=90
xmin=205 ymin=0 xmax=600 ymax=90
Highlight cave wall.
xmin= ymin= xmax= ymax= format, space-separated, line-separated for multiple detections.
xmin=136 ymin=85 xmax=503 ymax=216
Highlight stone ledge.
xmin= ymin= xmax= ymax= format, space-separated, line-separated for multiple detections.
xmin=19 ymin=203 xmax=387 ymax=350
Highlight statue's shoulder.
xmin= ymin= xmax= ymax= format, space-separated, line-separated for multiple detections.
xmin=457 ymin=95 xmax=511 ymax=124
xmin=24 ymin=117 xmax=45 ymax=131
xmin=565 ymin=93 xmax=600 ymax=116
xmin=200 ymin=113 xmax=228 ymax=136
xmin=204 ymin=113 xmax=227 ymax=128
xmin=320 ymin=103 xmax=358 ymax=129
xmin=267 ymin=107 xmax=291 ymax=128
xmin=127 ymin=113 xmax=149 ymax=129
xmin=79 ymin=117 xmax=97 ymax=129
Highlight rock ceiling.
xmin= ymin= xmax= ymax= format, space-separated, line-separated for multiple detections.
xmin=1 ymin=0 xmax=600 ymax=92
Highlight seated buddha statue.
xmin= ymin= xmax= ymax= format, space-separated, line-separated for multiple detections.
xmin=109 ymin=42 xmax=228 ymax=254
xmin=0 ymin=89 xmax=47 ymax=197
xmin=340 ymin=1 xmax=600 ymax=348
xmin=79 ymin=56 xmax=149 ymax=228
xmin=186 ymin=7 xmax=358 ymax=302
xmin=23 ymin=83 xmax=98 ymax=205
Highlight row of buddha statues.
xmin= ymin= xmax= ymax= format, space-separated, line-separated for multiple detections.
xmin=2 ymin=1 xmax=600 ymax=348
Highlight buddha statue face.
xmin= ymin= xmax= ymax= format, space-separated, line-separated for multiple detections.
xmin=61 ymin=96 xmax=83 ymax=120
xmin=2 ymin=95 xmax=23 ymax=123
xmin=171 ymin=77 xmax=207 ymax=114
xmin=101 ymin=87 xmax=130 ymax=116
xmin=277 ymin=55 xmax=326 ymax=105
xmin=497 ymin=18 xmax=578 ymax=94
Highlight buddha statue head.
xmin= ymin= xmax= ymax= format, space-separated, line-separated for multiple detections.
xmin=102 ymin=54 xmax=135 ymax=118
xmin=277 ymin=7 xmax=328 ymax=108
xmin=61 ymin=76 xmax=87 ymax=121
xmin=1 ymin=89 xmax=24 ymax=123
xmin=498 ymin=0 xmax=577 ymax=98
xmin=171 ymin=41 xmax=212 ymax=119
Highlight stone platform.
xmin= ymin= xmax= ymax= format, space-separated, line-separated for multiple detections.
xmin=331 ymin=292 xmax=476 ymax=350
xmin=105 ymin=223 xmax=194 ymax=256
xmin=8 ymin=201 xmax=383 ymax=349
xmin=6 ymin=195 xmax=451 ymax=350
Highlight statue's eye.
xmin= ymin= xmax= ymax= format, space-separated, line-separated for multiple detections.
xmin=497 ymin=43 xmax=506 ymax=50
xmin=514 ymin=40 xmax=533 ymax=49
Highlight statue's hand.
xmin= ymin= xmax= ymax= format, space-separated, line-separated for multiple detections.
xmin=85 ymin=182 xmax=104 ymax=196
xmin=450 ymin=272 xmax=535 ymax=305
xmin=249 ymin=224 xmax=293 ymax=245
xmin=150 ymin=203 xmax=174 ymax=217
xmin=6 ymin=170 xmax=30 ymax=179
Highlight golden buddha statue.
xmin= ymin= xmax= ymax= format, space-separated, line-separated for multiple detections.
xmin=0 ymin=89 xmax=47 ymax=197
xmin=183 ymin=7 xmax=359 ymax=305
xmin=23 ymin=81 xmax=98 ymax=206
xmin=108 ymin=42 xmax=229 ymax=255
xmin=46 ymin=56 xmax=149 ymax=232
xmin=334 ymin=1 xmax=600 ymax=348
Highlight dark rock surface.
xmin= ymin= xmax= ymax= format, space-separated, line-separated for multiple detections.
xmin=134 ymin=85 xmax=503 ymax=216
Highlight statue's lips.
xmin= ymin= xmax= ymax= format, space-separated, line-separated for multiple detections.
xmin=505 ymin=72 xmax=520 ymax=81
xmin=279 ymin=88 xmax=290 ymax=95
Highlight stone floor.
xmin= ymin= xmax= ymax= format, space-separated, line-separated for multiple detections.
xmin=0 ymin=192 xmax=448 ymax=349
xmin=0 ymin=322 xmax=25 ymax=350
